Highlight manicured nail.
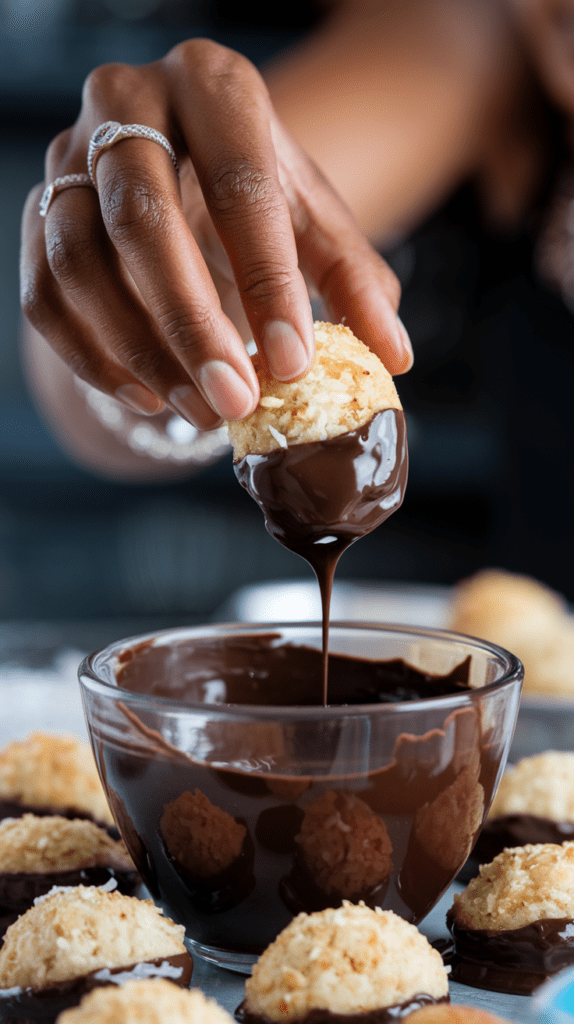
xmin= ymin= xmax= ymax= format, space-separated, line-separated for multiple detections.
xmin=116 ymin=383 xmax=164 ymax=415
xmin=262 ymin=320 xmax=311 ymax=380
xmin=169 ymin=383 xmax=223 ymax=429
xmin=397 ymin=316 xmax=414 ymax=371
xmin=196 ymin=361 xmax=255 ymax=420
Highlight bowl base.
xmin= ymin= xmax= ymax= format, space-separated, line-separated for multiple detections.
xmin=187 ymin=939 xmax=257 ymax=974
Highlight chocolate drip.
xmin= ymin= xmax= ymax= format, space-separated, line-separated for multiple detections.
xmin=0 ymin=953 xmax=193 ymax=1023
xmin=444 ymin=915 xmax=574 ymax=994
xmin=236 ymin=994 xmax=449 ymax=1024
xmin=234 ymin=409 xmax=408 ymax=703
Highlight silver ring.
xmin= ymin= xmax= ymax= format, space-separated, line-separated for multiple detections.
xmin=39 ymin=174 xmax=94 ymax=217
xmin=87 ymin=121 xmax=179 ymax=186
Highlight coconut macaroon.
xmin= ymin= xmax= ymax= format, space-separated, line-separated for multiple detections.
xmin=489 ymin=752 xmax=574 ymax=822
xmin=447 ymin=568 xmax=574 ymax=697
xmin=56 ymin=980 xmax=234 ymax=1024
xmin=243 ymin=902 xmax=449 ymax=1022
xmin=160 ymin=790 xmax=246 ymax=878
xmin=227 ymin=321 xmax=402 ymax=462
xmin=0 ymin=732 xmax=113 ymax=827
xmin=0 ymin=815 xmax=133 ymax=876
xmin=295 ymin=790 xmax=392 ymax=898
xmin=449 ymin=842 xmax=574 ymax=932
xmin=0 ymin=886 xmax=190 ymax=990
xmin=0 ymin=815 xmax=139 ymax=935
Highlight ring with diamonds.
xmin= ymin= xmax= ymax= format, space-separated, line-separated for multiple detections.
xmin=39 ymin=174 xmax=94 ymax=217
xmin=87 ymin=121 xmax=179 ymax=187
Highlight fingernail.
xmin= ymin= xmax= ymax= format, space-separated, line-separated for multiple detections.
xmin=196 ymin=361 xmax=255 ymax=419
xmin=169 ymin=384 xmax=223 ymax=430
xmin=397 ymin=316 xmax=414 ymax=371
xmin=116 ymin=383 xmax=164 ymax=415
xmin=262 ymin=320 xmax=311 ymax=380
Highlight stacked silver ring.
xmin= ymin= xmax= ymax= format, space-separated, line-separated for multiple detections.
xmin=39 ymin=174 xmax=93 ymax=217
xmin=87 ymin=121 xmax=179 ymax=186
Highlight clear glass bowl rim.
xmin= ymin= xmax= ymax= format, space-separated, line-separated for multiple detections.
xmin=78 ymin=620 xmax=524 ymax=721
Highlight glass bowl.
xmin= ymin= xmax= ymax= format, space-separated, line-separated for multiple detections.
xmin=78 ymin=622 xmax=523 ymax=972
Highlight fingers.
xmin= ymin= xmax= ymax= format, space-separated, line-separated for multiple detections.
xmin=165 ymin=40 xmax=315 ymax=381
xmin=271 ymin=115 xmax=413 ymax=376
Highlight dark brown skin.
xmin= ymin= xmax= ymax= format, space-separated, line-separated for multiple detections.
xmin=18 ymin=0 xmax=574 ymax=479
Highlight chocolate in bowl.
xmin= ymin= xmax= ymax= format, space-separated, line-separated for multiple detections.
xmin=79 ymin=622 xmax=522 ymax=973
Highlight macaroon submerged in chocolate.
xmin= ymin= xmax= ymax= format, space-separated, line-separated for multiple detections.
xmin=0 ymin=885 xmax=192 ymax=1024
xmin=57 ymin=978 xmax=235 ymax=1024
xmin=446 ymin=842 xmax=574 ymax=993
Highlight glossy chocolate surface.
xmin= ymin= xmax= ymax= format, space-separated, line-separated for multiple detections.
xmin=237 ymin=994 xmax=449 ymax=1024
xmin=95 ymin=636 xmax=502 ymax=954
xmin=445 ymin=914 xmax=574 ymax=994
xmin=0 ymin=953 xmax=193 ymax=1023
xmin=234 ymin=410 xmax=408 ymax=702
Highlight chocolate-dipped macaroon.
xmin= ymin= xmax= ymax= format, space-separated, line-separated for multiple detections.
xmin=227 ymin=321 xmax=408 ymax=705
xmin=0 ymin=814 xmax=140 ymax=938
xmin=468 ymin=751 xmax=574 ymax=874
xmin=241 ymin=902 xmax=449 ymax=1024
xmin=0 ymin=734 xmax=114 ymax=834
xmin=56 ymin=979 xmax=234 ymax=1024
xmin=0 ymin=885 xmax=193 ymax=1023
xmin=447 ymin=841 xmax=574 ymax=994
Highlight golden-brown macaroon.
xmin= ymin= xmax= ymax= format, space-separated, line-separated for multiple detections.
xmin=0 ymin=815 xmax=139 ymax=937
xmin=446 ymin=842 xmax=574 ymax=993
xmin=489 ymin=751 xmax=574 ymax=822
xmin=243 ymin=902 xmax=449 ymax=1022
xmin=227 ymin=321 xmax=402 ymax=461
xmin=0 ymin=732 xmax=113 ymax=827
xmin=450 ymin=841 xmax=574 ymax=932
xmin=446 ymin=568 xmax=574 ymax=697
xmin=56 ymin=979 xmax=234 ymax=1024
xmin=0 ymin=885 xmax=191 ymax=990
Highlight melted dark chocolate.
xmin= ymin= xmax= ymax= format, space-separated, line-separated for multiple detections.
xmin=116 ymin=634 xmax=471 ymax=709
xmin=236 ymin=994 xmax=449 ymax=1024
xmin=100 ymin=636 xmax=502 ymax=955
xmin=444 ymin=914 xmax=574 ymax=994
xmin=0 ymin=953 xmax=193 ymax=1023
xmin=234 ymin=409 xmax=408 ymax=703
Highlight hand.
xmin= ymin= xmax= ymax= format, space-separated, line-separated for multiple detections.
xmin=21 ymin=39 xmax=412 ymax=430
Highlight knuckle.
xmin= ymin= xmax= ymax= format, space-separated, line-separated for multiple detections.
xmin=82 ymin=62 xmax=141 ymax=110
xmin=45 ymin=129 xmax=74 ymax=171
xmin=238 ymin=264 xmax=294 ymax=304
xmin=157 ymin=306 xmax=211 ymax=353
xmin=167 ymin=37 xmax=256 ymax=85
xmin=99 ymin=169 xmax=171 ymax=241
xmin=205 ymin=159 xmax=275 ymax=217
xmin=45 ymin=219 xmax=100 ymax=284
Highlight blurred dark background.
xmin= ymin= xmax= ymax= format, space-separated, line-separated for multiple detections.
xmin=2 ymin=0 xmax=573 ymax=624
